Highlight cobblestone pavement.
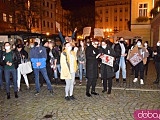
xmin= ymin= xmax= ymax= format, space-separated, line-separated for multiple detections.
xmin=0 ymin=85 xmax=159 ymax=120
xmin=0 ymin=61 xmax=160 ymax=120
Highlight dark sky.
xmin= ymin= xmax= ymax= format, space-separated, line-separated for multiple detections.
xmin=61 ymin=0 xmax=95 ymax=10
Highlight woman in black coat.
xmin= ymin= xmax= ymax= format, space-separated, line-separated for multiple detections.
xmin=99 ymin=40 xmax=116 ymax=94
xmin=85 ymin=39 xmax=99 ymax=97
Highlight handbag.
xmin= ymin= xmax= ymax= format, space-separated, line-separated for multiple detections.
xmin=113 ymin=59 xmax=119 ymax=72
xmin=19 ymin=61 xmax=33 ymax=75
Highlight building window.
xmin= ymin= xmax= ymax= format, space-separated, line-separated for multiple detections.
xmin=43 ymin=1 xmax=45 ymax=6
xmin=139 ymin=3 xmax=148 ymax=17
xmin=36 ymin=19 xmax=39 ymax=28
xmin=114 ymin=8 xmax=117 ymax=13
xmin=51 ymin=22 xmax=53 ymax=28
xmin=106 ymin=9 xmax=108 ymax=13
xmin=3 ymin=13 xmax=7 ymax=22
xmin=47 ymin=11 xmax=49 ymax=17
xmin=105 ymin=17 xmax=108 ymax=22
xmin=43 ymin=11 xmax=45 ymax=16
xmin=51 ymin=4 xmax=52 ymax=9
xmin=51 ymin=13 xmax=52 ymax=18
xmin=47 ymin=2 xmax=49 ymax=7
xmin=114 ymin=16 xmax=117 ymax=21
xmin=43 ymin=21 xmax=45 ymax=27
xmin=120 ymin=8 xmax=122 ymax=12
xmin=47 ymin=22 xmax=49 ymax=27
xmin=120 ymin=18 xmax=122 ymax=21
xmin=100 ymin=10 xmax=102 ymax=14
xmin=9 ymin=15 xmax=12 ymax=23
xmin=125 ymin=8 xmax=128 ymax=12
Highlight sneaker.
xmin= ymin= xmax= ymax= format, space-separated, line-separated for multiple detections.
xmin=123 ymin=79 xmax=126 ymax=83
xmin=50 ymin=90 xmax=54 ymax=95
xmin=70 ymin=95 xmax=76 ymax=100
xmin=79 ymin=81 xmax=82 ymax=85
xmin=140 ymin=79 xmax=144 ymax=85
xmin=34 ymin=91 xmax=39 ymax=96
xmin=65 ymin=96 xmax=70 ymax=101
xmin=133 ymin=78 xmax=138 ymax=83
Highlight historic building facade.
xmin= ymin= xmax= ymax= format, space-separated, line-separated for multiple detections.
xmin=95 ymin=0 xmax=131 ymax=38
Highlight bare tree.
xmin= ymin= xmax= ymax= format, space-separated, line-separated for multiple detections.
xmin=12 ymin=0 xmax=41 ymax=32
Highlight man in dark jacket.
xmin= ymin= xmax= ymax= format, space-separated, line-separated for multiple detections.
xmin=86 ymin=39 xmax=99 ymax=97
xmin=30 ymin=38 xmax=53 ymax=95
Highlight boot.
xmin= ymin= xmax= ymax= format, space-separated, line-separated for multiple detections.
xmin=7 ymin=93 xmax=10 ymax=99
xmin=153 ymin=79 xmax=159 ymax=84
xmin=55 ymin=78 xmax=58 ymax=85
xmin=14 ymin=92 xmax=18 ymax=98
xmin=107 ymin=88 xmax=111 ymax=94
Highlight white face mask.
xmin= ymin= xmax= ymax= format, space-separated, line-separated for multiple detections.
xmin=5 ymin=46 xmax=10 ymax=50
xmin=144 ymin=43 xmax=147 ymax=47
xmin=157 ymin=42 xmax=160 ymax=46
xmin=137 ymin=42 xmax=141 ymax=46
xmin=102 ymin=45 xmax=107 ymax=49
xmin=30 ymin=45 xmax=34 ymax=48
xmin=67 ymin=46 xmax=72 ymax=51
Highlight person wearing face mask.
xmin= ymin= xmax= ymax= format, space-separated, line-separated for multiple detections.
xmin=2 ymin=42 xmax=19 ymax=99
xmin=30 ymin=38 xmax=53 ymax=96
xmin=133 ymin=39 xmax=149 ymax=85
xmin=143 ymin=41 xmax=153 ymax=75
xmin=60 ymin=42 xmax=77 ymax=101
xmin=77 ymin=40 xmax=86 ymax=85
xmin=85 ymin=39 xmax=99 ymax=97
xmin=153 ymin=41 xmax=160 ymax=84
xmin=114 ymin=37 xmax=128 ymax=83
xmin=99 ymin=39 xmax=116 ymax=94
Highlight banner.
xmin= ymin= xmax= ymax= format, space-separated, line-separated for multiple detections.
xmin=83 ymin=27 xmax=91 ymax=38
xmin=102 ymin=54 xmax=114 ymax=67
xmin=56 ymin=22 xmax=60 ymax=30
xmin=94 ymin=28 xmax=104 ymax=38
xmin=128 ymin=46 xmax=148 ymax=66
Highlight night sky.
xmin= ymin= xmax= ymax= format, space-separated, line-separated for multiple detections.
xmin=61 ymin=0 xmax=95 ymax=10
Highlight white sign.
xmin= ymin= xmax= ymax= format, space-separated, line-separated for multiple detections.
xmin=102 ymin=54 xmax=114 ymax=67
xmin=56 ymin=22 xmax=60 ymax=30
xmin=0 ymin=36 xmax=8 ymax=42
xmin=94 ymin=28 xmax=104 ymax=38
xmin=83 ymin=27 xmax=91 ymax=38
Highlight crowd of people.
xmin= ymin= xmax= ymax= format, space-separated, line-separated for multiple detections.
xmin=0 ymin=29 xmax=159 ymax=101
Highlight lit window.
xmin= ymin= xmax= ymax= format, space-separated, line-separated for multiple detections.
xmin=3 ymin=13 xmax=7 ymax=22
xmin=9 ymin=15 xmax=12 ymax=23
xmin=139 ymin=3 xmax=148 ymax=17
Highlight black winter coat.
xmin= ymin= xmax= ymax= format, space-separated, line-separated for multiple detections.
xmin=99 ymin=46 xmax=116 ymax=79
xmin=86 ymin=45 xmax=99 ymax=79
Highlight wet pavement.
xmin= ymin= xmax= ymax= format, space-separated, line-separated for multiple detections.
xmin=0 ymin=60 xmax=159 ymax=120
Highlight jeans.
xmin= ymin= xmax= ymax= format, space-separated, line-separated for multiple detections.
xmin=33 ymin=67 xmax=53 ymax=92
xmin=53 ymin=64 xmax=61 ymax=79
xmin=0 ymin=68 xmax=3 ymax=87
xmin=65 ymin=73 xmax=75 ymax=97
xmin=116 ymin=56 xmax=126 ymax=79
xmin=79 ymin=63 xmax=86 ymax=81
xmin=4 ymin=68 xmax=17 ymax=93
